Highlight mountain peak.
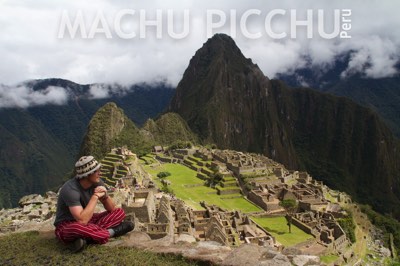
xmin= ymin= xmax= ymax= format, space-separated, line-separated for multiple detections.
xmin=169 ymin=34 xmax=295 ymax=167
xmin=201 ymin=33 xmax=243 ymax=55
xmin=189 ymin=34 xmax=255 ymax=74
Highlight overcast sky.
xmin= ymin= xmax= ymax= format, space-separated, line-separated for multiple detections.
xmin=1 ymin=0 xmax=400 ymax=107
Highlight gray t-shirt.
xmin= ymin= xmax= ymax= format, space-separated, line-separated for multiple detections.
xmin=54 ymin=178 xmax=104 ymax=226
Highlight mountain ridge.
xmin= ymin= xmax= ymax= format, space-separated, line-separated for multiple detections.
xmin=277 ymin=56 xmax=400 ymax=137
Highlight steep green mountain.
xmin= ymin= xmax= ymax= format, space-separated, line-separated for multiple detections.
xmin=325 ymin=77 xmax=400 ymax=137
xmin=0 ymin=110 xmax=72 ymax=208
xmin=143 ymin=112 xmax=198 ymax=146
xmin=0 ymin=80 xmax=174 ymax=207
xmin=169 ymin=34 xmax=400 ymax=218
xmin=79 ymin=102 xmax=154 ymax=159
xmin=79 ymin=104 xmax=198 ymax=159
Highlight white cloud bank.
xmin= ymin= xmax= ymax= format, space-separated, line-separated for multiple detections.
xmin=0 ymin=85 xmax=69 ymax=108
xmin=0 ymin=0 xmax=399 ymax=88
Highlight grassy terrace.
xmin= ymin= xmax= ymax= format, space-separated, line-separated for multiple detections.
xmin=143 ymin=163 xmax=261 ymax=213
xmin=140 ymin=155 xmax=158 ymax=165
xmin=251 ymin=216 xmax=313 ymax=247
xmin=320 ymin=254 xmax=340 ymax=264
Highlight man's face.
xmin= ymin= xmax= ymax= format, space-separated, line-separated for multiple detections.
xmin=87 ymin=169 xmax=101 ymax=184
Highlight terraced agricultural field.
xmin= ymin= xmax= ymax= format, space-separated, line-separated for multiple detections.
xmin=143 ymin=162 xmax=261 ymax=213
xmin=251 ymin=216 xmax=313 ymax=246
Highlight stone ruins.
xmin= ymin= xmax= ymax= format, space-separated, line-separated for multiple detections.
xmin=121 ymin=147 xmax=355 ymax=258
xmin=0 ymin=146 xmax=393 ymax=265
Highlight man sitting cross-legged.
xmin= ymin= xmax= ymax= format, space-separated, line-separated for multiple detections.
xmin=54 ymin=156 xmax=134 ymax=252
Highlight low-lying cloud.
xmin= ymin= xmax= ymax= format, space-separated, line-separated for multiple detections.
xmin=0 ymin=85 xmax=69 ymax=108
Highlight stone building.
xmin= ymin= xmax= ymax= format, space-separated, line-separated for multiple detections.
xmin=292 ymin=211 xmax=349 ymax=253
xmin=205 ymin=214 xmax=239 ymax=246
xmin=248 ymin=189 xmax=282 ymax=213
xmin=122 ymin=190 xmax=156 ymax=223
xmin=147 ymin=196 xmax=174 ymax=239
xmin=173 ymin=200 xmax=193 ymax=235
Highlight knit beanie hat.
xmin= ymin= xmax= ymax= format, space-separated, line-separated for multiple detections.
xmin=75 ymin=156 xmax=101 ymax=179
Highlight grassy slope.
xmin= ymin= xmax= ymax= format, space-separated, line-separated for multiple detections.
xmin=143 ymin=163 xmax=261 ymax=212
xmin=0 ymin=231 xmax=198 ymax=266
xmin=251 ymin=216 xmax=313 ymax=247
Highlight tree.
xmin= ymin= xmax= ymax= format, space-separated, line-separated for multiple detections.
xmin=279 ymin=199 xmax=298 ymax=233
xmin=205 ymin=172 xmax=223 ymax=188
xmin=157 ymin=171 xmax=171 ymax=179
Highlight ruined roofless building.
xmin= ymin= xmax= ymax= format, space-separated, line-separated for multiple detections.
xmin=122 ymin=190 xmax=156 ymax=223
xmin=147 ymin=196 xmax=174 ymax=239
xmin=205 ymin=214 xmax=239 ymax=246
xmin=174 ymin=200 xmax=193 ymax=235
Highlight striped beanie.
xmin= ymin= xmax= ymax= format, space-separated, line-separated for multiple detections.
xmin=75 ymin=156 xmax=101 ymax=179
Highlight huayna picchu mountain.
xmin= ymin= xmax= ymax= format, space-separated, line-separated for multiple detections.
xmin=169 ymin=33 xmax=400 ymax=218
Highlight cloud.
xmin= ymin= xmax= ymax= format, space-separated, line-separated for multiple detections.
xmin=0 ymin=85 xmax=69 ymax=108
xmin=0 ymin=0 xmax=399 ymax=88
xmin=89 ymin=84 xmax=110 ymax=99
xmin=88 ymin=83 xmax=131 ymax=99
xmin=341 ymin=37 xmax=400 ymax=79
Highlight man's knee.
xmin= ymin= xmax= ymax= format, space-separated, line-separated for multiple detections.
xmin=113 ymin=208 xmax=126 ymax=219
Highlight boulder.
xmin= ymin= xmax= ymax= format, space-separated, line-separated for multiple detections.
xmin=45 ymin=191 xmax=57 ymax=199
xmin=259 ymin=254 xmax=291 ymax=266
xmin=379 ymin=247 xmax=391 ymax=257
xmin=19 ymin=194 xmax=45 ymax=207
xmin=221 ymin=244 xmax=288 ymax=266
xmin=175 ymin=234 xmax=196 ymax=243
xmin=22 ymin=204 xmax=33 ymax=214
xmin=291 ymin=255 xmax=321 ymax=266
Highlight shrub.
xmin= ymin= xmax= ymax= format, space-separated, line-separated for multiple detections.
xmin=168 ymin=141 xmax=193 ymax=150
xmin=161 ymin=183 xmax=174 ymax=195
xmin=157 ymin=171 xmax=171 ymax=179
xmin=361 ymin=204 xmax=400 ymax=254
xmin=337 ymin=213 xmax=356 ymax=243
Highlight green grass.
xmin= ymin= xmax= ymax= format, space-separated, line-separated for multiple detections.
xmin=320 ymin=254 xmax=339 ymax=264
xmin=144 ymin=163 xmax=261 ymax=213
xmin=0 ymin=231 xmax=198 ymax=266
xmin=216 ymin=186 xmax=239 ymax=191
xmin=140 ymin=155 xmax=158 ymax=165
xmin=251 ymin=216 xmax=313 ymax=247
xmin=222 ymin=176 xmax=236 ymax=182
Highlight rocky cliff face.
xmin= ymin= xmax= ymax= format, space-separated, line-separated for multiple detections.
xmin=277 ymin=57 xmax=400 ymax=138
xmin=169 ymin=34 xmax=400 ymax=217
xmin=169 ymin=34 xmax=299 ymax=168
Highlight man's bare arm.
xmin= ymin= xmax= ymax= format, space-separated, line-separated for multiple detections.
xmin=69 ymin=192 xmax=104 ymax=225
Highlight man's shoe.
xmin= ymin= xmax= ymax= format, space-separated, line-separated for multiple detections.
xmin=111 ymin=221 xmax=134 ymax=237
xmin=68 ymin=238 xmax=86 ymax=253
